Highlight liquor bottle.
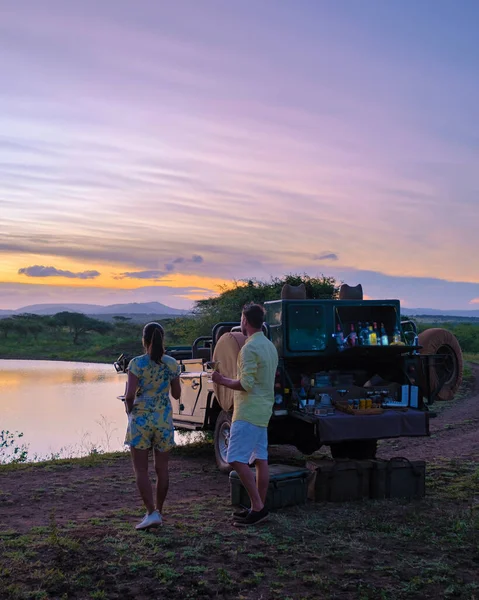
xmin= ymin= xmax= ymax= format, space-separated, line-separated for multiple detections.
xmin=392 ymin=326 xmax=401 ymax=344
xmin=360 ymin=322 xmax=370 ymax=346
xmin=335 ymin=323 xmax=344 ymax=350
xmin=348 ymin=323 xmax=357 ymax=347
xmin=368 ymin=323 xmax=377 ymax=345
xmin=298 ymin=386 xmax=307 ymax=409
xmin=356 ymin=322 xmax=362 ymax=345
xmin=380 ymin=323 xmax=389 ymax=346
xmin=373 ymin=322 xmax=379 ymax=346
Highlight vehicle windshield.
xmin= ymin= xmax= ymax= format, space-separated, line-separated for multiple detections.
xmin=287 ymin=304 xmax=326 ymax=352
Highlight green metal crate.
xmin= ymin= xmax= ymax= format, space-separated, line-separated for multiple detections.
xmin=229 ymin=464 xmax=311 ymax=510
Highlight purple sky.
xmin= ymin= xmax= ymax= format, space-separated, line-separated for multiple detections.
xmin=1 ymin=1 xmax=479 ymax=310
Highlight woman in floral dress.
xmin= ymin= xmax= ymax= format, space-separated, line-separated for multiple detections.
xmin=124 ymin=322 xmax=181 ymax=530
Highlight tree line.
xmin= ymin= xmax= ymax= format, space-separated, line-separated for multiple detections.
xmin=1 ymin=274 xmax=479 ymax=356
xmin=0 ymin=312 xmax=113 ymax=344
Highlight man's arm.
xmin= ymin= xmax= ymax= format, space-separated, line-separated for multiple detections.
xmin=211 ymin=371 xmax=245 ymax=391
xmin=211 ymin=345 xmax=257 ymax=392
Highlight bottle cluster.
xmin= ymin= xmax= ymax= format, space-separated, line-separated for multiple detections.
xmin=334 ymin=321 xmax=401 ymax=349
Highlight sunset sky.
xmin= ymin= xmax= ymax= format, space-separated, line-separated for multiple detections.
xmin=1 ymin=1 xmax=478 ymax=311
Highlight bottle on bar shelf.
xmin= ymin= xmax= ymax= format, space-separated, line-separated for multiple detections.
xmin=392 ymin=325 xmax=401 ymax=344
xmin=298 ymin=386 xmax=307 ymax=409
xmin=360 ymin=322 xmax=370 ymax=346
xmin=335 ymin=323 xmax=344 ymax=350
xmin=368 ymin=323 xmax=377 ymax=345
xmin=373 ymin=322 xmax=380 ymax=345
xmin=348 ymin=323 xmax=357 ymax=347
xmin=380 ymin=322 xmax=389 ymax=346
xmin=356 ymin=321 xmax=362 ymax=345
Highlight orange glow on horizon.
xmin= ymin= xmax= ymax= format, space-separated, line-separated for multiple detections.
xmin=1 ymin=253 xmax=232 ymax=298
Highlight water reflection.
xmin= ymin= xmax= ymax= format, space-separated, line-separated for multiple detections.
xmin=0 ymin=360 xmax=197 ymax=461
xmin=0 ymin=361 xmax=120 ymax=389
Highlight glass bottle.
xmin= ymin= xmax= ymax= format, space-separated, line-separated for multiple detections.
xmin=348 ymin=323 xmax=357 ymax=347
xmin=392 ymin=325 xmax=401 ymax=344
xmin=360 ymin=322 xmax=370 ymax=346
xmin=380 ymin=323 xmax=389 ymax=346
xmin=298 ymin=386 xmax=307 ymax=409
xmin=368 ymin=323 xmax=377 ymax=346
xmin=357 ymin=321 xmax=362 ymax=345
xmin=335 ymin=323 xmax=344 ymax=350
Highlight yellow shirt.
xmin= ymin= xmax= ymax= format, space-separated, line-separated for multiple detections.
xmin=233 ymin=332 xmax=279 ymax=427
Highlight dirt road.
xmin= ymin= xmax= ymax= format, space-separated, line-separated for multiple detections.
xmin=379 ymin=363 xmax=479 ymax=461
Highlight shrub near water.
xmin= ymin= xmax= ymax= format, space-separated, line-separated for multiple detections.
xmin=0 ymin=431 xmax=29 ymax=464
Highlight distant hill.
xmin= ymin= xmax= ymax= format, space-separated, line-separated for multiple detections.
xmin=0 ymin=301 xmax=189 ymax=317
xmin=2 ymin=302 xmax=479 ymax=321
xmin=401 ymin=308 xmax=479 ymax=319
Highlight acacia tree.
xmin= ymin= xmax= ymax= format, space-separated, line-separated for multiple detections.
xmin=53 ymin=312 xmax=112 ymax=344
xmin=0 ymin=318 xmax=14 ymax=338
xmin=11 ymin=314 xmax=46 ymax=340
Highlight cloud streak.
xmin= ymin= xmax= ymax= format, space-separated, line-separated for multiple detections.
xmin=18 ymin=265 xmax=101 ymax=279
xmin=115 ymin=255 xmax=206 ymax=280
xmin=313 ymin=252 xmax=339 ymax=261
xmin=117 ymin=270 xmax=169 ymax=281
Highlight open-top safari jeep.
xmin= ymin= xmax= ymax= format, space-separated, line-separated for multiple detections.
xmin=114 ymin=284 xmax=463 ymax=472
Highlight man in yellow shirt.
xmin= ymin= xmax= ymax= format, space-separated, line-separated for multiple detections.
xmin=212 ymin=303 xmax=278 ymax=526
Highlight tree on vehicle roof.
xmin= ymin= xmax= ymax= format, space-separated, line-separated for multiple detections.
xmin=192 ymin=273 xmax=339 ymax=335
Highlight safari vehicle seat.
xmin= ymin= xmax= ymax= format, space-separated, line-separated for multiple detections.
xmin=196 ymin=347 xmax=211 ymax=361
xmin=215 ymin=325 xmax=232 ymax=343
xmin=339 ymin=283 xmax=363 ymax=300
xmin=281 ymin=283 xmax=307 ymax=299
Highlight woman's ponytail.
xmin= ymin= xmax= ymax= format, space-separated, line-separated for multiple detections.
xmin=142 ymin=322 xmax=165 ymax=363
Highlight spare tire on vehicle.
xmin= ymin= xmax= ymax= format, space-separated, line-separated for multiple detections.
xmin=418 ymin=328 xmax=463 ymax=401
xmin=212 ymin=331 xmax=247 ymax=412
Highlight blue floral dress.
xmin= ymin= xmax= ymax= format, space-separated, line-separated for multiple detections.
xmin=124 ymin=353 xmax=181 ymax=451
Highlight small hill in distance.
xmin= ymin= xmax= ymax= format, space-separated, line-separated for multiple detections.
xmin=2 ymin=302 xmax=479 ymax=323
xmin=0 ymin=301 xmax=190 ymax=322
xmin=401 ymin=308 xmax=479 ymax=323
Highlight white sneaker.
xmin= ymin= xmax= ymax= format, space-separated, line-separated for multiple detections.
xmin=135 ymin=510 xmax=162 ymax=530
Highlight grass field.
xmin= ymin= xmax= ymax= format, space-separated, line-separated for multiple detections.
xmin=0 ymin=442 xmax=478 ymax=600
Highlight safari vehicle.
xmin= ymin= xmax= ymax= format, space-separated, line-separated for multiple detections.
xmin=114 ymin=284 xmax=463 ymax=473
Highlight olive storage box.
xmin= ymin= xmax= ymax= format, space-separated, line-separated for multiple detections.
xmin=229 ymin=464 xmax=311 ymax=510
xmin=306 ymin=458 xmax=373 ymax=502
xmin=369 ymin=457 xmax=426 ymax=499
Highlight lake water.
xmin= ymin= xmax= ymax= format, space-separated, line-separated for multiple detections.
xmin=0 ymin=359 xmax=195 ymax=461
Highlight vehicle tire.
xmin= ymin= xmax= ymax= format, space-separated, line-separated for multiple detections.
xmin=418 ymin=328 xmax=463 ymax=401
xmin=330 ymin=440 xmax=378 ymax=460
xmin=214 ymin=410 xmax=233 ymax=474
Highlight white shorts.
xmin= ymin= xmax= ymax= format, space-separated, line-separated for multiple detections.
xmin=227 ymin=420 xmax=268 ymax=464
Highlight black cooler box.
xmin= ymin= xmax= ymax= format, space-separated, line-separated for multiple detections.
xmin=229 ymin=464 xmax=311 ymax=510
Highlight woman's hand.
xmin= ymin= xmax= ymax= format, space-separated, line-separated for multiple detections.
xmin=125 ymin=371 xmax=138 ymax=416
